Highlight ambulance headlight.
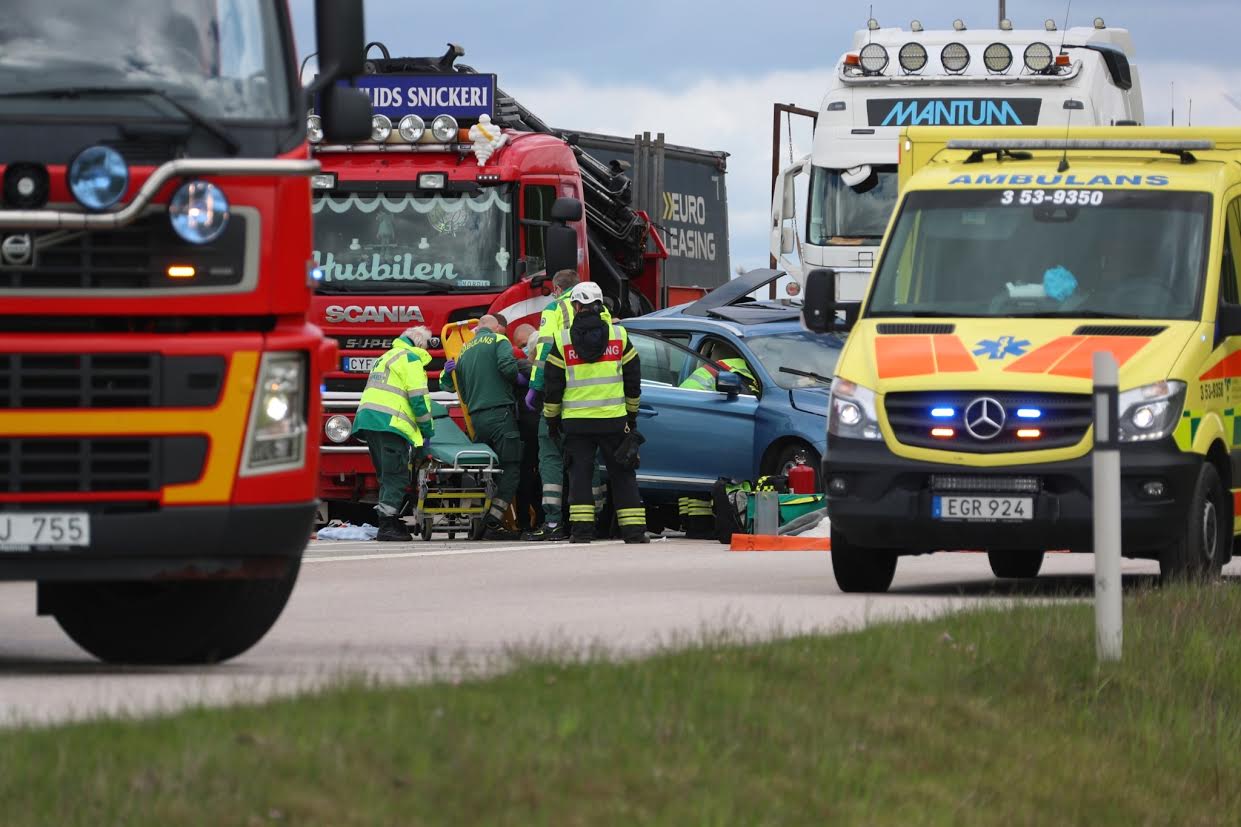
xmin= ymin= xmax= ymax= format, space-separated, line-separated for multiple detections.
xmin=984 ymin=43 xmax=1013 ymax=73
xmin=68 ymin=145 xmax=129 ymax=211
xmin=169 ymin=181 xmax=229 ymax=245
xmin=1118 ymin=381 xmax=1186 ymax=443
xmin=859 ymin=43 xmax=888 ymax=74
xmin=898 ymin=42 xmax=928 ymax=73
xmin=307 ymin=115 xmax=324 ymax=144
xmin=941 ymin=42 xmax=970 ymax=73
xmin=371 ymin=114 xmax=392 ymax=142
xmin=398 ymin=114 xmax=426 ymax=143
xmin=829 ymin=379 xmax=882 ymax=441
xmin=431 ymin=114 xmax=459 ymax=143
xmin=325 ymin=414 xmax=352 ymax=444
xmin=242 ymin=352 xmax=307 ymax=475
xmin=1024 ymin=42 xmax=1054 ymax=72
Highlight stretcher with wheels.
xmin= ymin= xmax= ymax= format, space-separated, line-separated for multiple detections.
xmin=401 ymin=400 xmax=501 ymax=541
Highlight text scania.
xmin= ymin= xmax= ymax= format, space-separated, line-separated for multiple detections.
xmin=325 ymin=305 xmax=426 ymax=324
xmin=947 ymin=174 xmax=1171 ymax=186
xmin=363 ymin=85 xmax=490 ymax=110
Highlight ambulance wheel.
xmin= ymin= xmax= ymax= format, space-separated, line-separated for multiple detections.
xmin=830 ymin=530 xmax=897 ymax=593
xmin=420 ymin=518 xmax=434 ymax=542
xmin=44 ymin=559 xmax=300 ymax=665
xmin=1160 ymin=462 xmax=1227 ymax=583
xmin=987 ymin=550 xmax=1045 ymax=579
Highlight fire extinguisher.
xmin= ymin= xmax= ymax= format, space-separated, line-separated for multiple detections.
xmin=787 ymin=450 xmax=816 ymax=495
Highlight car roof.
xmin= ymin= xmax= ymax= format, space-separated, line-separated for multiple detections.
xmin=623 ymin=315 xmax=826 ymax=341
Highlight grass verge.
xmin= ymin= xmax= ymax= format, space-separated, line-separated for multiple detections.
xmin=4 ymin=584 xmax=1241 ymax=826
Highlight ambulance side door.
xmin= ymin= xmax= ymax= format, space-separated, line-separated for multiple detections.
xmin=1215 ymin=194 xmax=1241 ymax=484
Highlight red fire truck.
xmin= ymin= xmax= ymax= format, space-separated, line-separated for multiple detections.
xmin=0 ymin=0 xmax=371 ymax=663
xmin=310 ymin=45 xmax=689 ymax=511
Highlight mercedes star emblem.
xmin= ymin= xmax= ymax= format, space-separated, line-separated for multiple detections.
xmin=964 ymin=397 xmax=1006 ymax=440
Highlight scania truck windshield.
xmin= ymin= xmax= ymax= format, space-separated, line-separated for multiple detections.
xmin=868 ymin=189 xmax=1211 ymax=320
xmin=0 ymin=0 xmax=292 ymax=121
xmin=807 ymin=165 xmax=899 ymax=244
xmin=312 ymin=189 xmax=514 ymax=292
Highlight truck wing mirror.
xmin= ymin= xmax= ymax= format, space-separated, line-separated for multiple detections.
xmin=309 ymin=0 xmax=371 ymax=143
xmin=318 ymin=85 xmax=373 ymax=144
xmin=780 ymin=226 xmax=796 ymax=255
xmin=802 ymin=268 xmax=860 ymax=333
xmin=550 ymin=197 xmax=584 ymax=222
xmin=544 ymin=226 xmax=577 ymax=277
xmin=716 ymin=371 xmax=743 ymax=398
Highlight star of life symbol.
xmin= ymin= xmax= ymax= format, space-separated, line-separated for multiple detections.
xmin=973 ymin=336 xmax=1031 ymax=361
xmin=964 ymin=397 xmax=1006 ymax=440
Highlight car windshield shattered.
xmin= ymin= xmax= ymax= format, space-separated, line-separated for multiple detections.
xmin=312 ymin=190 xmax=514 ymax=292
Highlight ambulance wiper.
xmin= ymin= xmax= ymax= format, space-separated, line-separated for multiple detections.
xmin=0 ymin=86 xmax=240 ymax=155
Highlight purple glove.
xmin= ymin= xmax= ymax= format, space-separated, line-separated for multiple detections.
xmin=516 ymin=372 xmax=529 ymax=387
xmin=524 ymin=388 xmax=538 ymax=411
xmin=442 ymin=359 xmax=456 ymax=373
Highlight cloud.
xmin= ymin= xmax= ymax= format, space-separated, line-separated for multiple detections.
xmin=1138 ymin=60 xmax=1241 ymax=125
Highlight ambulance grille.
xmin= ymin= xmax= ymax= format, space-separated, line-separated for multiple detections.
xmin=876 ymin=323 xmax=955 ymax=335
xmin=885 ymin=391 xmax=1093 ymax=453
xmin=1072 ymin=325 xmax=1166 ymax=337
xmin=0 ymin=354 xmax=224 ymax=409
xmin=0 ymin=436 xmax=206 ymax=494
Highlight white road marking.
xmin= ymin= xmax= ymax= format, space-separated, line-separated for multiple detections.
xmin=306 ymin=539 xmax=626 ymax=563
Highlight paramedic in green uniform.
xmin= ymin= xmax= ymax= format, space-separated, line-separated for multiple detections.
xmin=441 ymin=314 xmax=524 ymax=541
xmin=352 ymin=326 xmax=435 ymax=542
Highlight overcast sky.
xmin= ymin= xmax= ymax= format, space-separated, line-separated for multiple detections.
xmin=290 ymin=0 xmax=1241 ymax=272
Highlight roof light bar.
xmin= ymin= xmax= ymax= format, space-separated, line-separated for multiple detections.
xmin=947 ymin=139 xmax=1215 ymax=152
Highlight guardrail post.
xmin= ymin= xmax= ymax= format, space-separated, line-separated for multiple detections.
xmin=1092 ymin=351 xmax=1122 ymax=662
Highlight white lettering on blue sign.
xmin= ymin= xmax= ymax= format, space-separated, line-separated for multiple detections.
xmin=882 ymin=99 xmax=1023 ymax=127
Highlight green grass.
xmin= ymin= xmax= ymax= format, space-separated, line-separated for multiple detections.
xmin=5 ymin=585 xmax=1241 ymax=826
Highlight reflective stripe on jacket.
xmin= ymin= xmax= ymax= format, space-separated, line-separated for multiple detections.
xmin=680 ymin=358 xmax=755 ymax=392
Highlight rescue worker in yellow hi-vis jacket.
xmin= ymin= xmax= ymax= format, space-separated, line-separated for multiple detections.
xmin=351 ymin=325 xmax=435 ymax=542
xmin=542 ymin=282 xmax=648 ymax=544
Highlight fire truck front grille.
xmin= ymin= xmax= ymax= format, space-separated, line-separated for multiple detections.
xmin=0 ymin=213 xmax=247 ymax=292
xmin=0 ymin=436 xmax=207 ymax=494
xmin=0 ymin=353 xmax=224 ymax=409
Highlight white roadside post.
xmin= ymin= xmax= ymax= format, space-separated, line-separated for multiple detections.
xmin=1092 ymin=351 xmax=1123 ymax=662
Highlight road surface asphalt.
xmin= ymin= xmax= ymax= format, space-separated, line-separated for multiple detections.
xmin=2 ymin=536 xmax=1234 ymax=726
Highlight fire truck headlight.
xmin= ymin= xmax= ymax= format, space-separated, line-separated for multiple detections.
xmin=399 ymin=115 xmax=426 ymax=143
xmin=68 ymin=145 xmax=129 ymax=211
xmin=431 ymin=114 xmax=459 ymax=143
xmin=307 ymin=115 xmax=324 ymax=144
xmin=169 ymin=181 xmax=229 ymax=245
xmin=241 ymin=352 xmax=308 ymax=475
xmin=859 ymin=43 xmax=888 ymax=74
xmin=1024 ymin=42 xmax=1054 ymax=72
xmin=325 ymin=415 xmax=352 ymax=444
xmin=371 ymin=114 xmax=393 ymax=142
xmin=898 ymin=42 xmax=928 ymax=73
xmin=984 ymin=43 xmax=1012 ymax=73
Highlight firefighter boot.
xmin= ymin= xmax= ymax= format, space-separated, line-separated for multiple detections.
xmin=377 ymin=515 xmax=412 ymax=542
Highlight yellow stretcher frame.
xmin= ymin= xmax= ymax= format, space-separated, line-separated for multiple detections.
xmin=441 ymin=319 xmax=479 ymax=440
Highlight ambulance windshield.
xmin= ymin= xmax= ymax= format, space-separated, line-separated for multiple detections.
xmin=0 ymin=0 xmax=291 ymax=120
xmin=312 ymin=190 xmax=515 ymax=293
xmin=808 ymin=165 xmax=899 ymax=244
xmin=867 ymin=188 xmax=1212 ymax=320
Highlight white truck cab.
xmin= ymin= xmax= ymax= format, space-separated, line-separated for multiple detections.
xmin=771 ymin=16 xmax=1144 ymax=301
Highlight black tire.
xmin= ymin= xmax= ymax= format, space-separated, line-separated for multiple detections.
xmin=46 ymin=559 xmax=300 ymax=665
xmin=469 ymin=517 xmax=485 ymax=541
xmin=420 ymin=518 xmax=434 ymax=542
xmin=1160 ymin=462 xmax=1227 ymax=583
xmin=988 ymin=550 xmax=1045 ymax=579
xmin=830 ymin=529 xmax=898 ymax=593
xmin=766 ymin=443 xmax=821 ymax=490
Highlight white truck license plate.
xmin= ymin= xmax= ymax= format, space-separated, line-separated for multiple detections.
xmin=933 ymin=496 xmax=1032 ymax=521
xmin=343 ymin=356 xmax=377 ymax=373
xmin=0 ymin=512 xmax=90 ymax=550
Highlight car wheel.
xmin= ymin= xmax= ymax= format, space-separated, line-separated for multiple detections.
xmin=988 ymin=550 xmax=1045 ymax=579
xmin=830 ymin=528 xmax=898 ymax=593
xmin=1160 ymin=462 xmax=1227 ymax=583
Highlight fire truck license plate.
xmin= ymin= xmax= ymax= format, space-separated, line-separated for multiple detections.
xmin=0 ymin=513 xmax=90 ymax=550
xmin=933 ymin=496 xmax=1032 ymax=521
xmin=342 ymin=357 xmax=377 ymax=373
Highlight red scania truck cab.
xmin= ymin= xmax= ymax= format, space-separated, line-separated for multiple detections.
xmin=309 ymin=45 xmax=668 ymax=510
xmin=0 ymin=0 xmax=371 ymax=663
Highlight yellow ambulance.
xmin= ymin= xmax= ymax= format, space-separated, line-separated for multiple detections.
xmin=802 ymin=127 xmax=1241 ymax=592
